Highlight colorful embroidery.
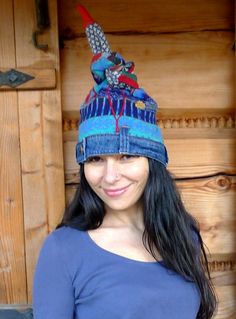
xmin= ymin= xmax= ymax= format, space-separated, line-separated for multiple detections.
xmin=135 ymin=100 xmax=146 ymax=110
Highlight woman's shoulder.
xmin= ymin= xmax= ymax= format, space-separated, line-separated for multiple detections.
xmin=39 ymin=226 xmax=86 ymax=260
xmin=36 ymin=226 xmax=87 ymax=278
xmin=50 ymin=225 xmax=84 ymax=240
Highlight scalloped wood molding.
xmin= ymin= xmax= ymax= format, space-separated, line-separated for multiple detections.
xmin=158 ymin=116 xmax=235 ymax=129
xmin=208 ymin=260 xmax=236 ymax=272
xmin=63 ymin=115 xmax=235 ymax=131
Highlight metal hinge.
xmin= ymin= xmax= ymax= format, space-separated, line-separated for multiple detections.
xmin=0 ymin=69 xmax=34 ymax=88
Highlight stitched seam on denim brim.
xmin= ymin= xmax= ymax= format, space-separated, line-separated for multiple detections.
xmin=82 ymin=150 xmax=165 ymax=158
xmin=120 ymin=127 xmax=130 ymax=153
xmin=78 ymin=136 xmax=166 ymax=155
xmin=76 ymin=135 xmax=167 ymax=164
xmin=129 ymin=135 xmax=165 ymax=149
xmin=88 ymin=151 xmax=116 ymax=153
xmin=83 ymin=147 xmax=165 ymax=158
xmin=77 ymin=135 xmax=165 ymax=148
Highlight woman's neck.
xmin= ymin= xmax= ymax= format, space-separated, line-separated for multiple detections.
xmin=102 ymin=203 xmax=145 ymax=232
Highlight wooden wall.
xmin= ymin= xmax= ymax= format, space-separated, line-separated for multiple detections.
xmin=59 ymin=0 xmax=235 ymax=318
xmin=0 ymin=0 xmax=65 ymax=308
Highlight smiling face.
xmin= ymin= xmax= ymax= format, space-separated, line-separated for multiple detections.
xmin=84 ymin=154 xmax=149 ymax=214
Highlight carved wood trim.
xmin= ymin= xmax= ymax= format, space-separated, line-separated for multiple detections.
xmin=208 ymin=260 xmax=236 ymax=272
xmin=63 ymin=115 xmax=235 ymax=131
xmin=158 ymin=116 xmax=235 ymax=129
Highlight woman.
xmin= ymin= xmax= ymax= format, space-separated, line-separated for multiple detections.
xmin=33 ymin=4 xmax=217 ymax=319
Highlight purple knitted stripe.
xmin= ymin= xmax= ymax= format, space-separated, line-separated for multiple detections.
xmin=79 ymin=98 xmax=156 ymax=124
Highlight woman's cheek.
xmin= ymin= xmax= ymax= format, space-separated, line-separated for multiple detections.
xmin=86 ymin=166 xmax=103 ymax=185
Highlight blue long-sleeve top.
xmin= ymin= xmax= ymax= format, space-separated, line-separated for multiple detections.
xmin=33 ymin=226 xmax=201 ymax=319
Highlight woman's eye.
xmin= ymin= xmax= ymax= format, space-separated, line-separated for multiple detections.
xmin=121 ymin=155 xmax=139 ymax=160
xmin=86 ymin=156 xmax=103 ymax=163
xmin=86 ymin=155 xmax=139 ymax=163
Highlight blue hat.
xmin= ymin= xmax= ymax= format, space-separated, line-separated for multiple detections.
xmin=75 ymin=4 xmax=168 ymax=166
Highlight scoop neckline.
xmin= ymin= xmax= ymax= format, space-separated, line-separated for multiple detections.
xmin=84 ymin=230 xmax=164 ymax=265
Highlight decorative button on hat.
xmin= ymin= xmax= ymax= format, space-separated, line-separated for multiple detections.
xmin=75 ymin=4 xmax=168 ymax=166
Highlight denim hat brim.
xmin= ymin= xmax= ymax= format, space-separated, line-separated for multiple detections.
xmin=76 ymin=129 xmax=168 ymax=166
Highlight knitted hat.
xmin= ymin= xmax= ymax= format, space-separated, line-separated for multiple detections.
xmin=75 ymin=4 xmax=168 ymax=166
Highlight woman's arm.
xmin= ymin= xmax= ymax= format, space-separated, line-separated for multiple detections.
xmin=33 ymin=232 xmax=75 ymax=319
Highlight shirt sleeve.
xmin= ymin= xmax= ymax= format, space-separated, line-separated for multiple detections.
xmin=33 ymin=232 xmax=75 ymax=319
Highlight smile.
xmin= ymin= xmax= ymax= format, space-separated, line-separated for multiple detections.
xmin=103 ymin=185 xmax=131 ymax=197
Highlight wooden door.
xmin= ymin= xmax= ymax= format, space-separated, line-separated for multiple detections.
xmin=0 ymin=0 xmax=65 ymax=307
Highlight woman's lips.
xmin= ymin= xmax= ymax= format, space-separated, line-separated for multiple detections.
xmin=103 ymin=185 xmax=130 ymax=197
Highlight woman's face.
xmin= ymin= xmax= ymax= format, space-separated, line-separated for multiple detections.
xmin=84 ymin=154 xmax=149 ymax=213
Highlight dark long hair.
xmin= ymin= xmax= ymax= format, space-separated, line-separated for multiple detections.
xmin=57 ymin=159 xmax=217 ymax=318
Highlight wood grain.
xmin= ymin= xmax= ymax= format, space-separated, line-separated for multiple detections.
xmin=166 ymin=138 xmax=236 ymax=177
xmin=14 ymin=0 xmax=65 ymax=303
xmin=178 ymin=175 xmax=236 ymax=256
xmin=0 ymin=0 xmax=27 ymax=303
xmin=214 ymin=285 xmax=236 ymax=318
xmin=18 ymin=91 xmax=49 ymax=298
xmin=0 ymin=68 xmax=56 ymax=90
xmin=60 ymin=32 xmax=235 ymax=112
xmin=58 ymin=0 xmax=234 ymax=35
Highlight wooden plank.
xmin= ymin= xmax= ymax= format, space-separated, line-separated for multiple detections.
xmin=14 ymin=0 xmax=53 ymax=69
xmin=59 ymin=0 xmax=234 ymax=34
xmin=166 ymin=138 xmax=236 ymax=177
xmin=0 ymin=3 xmax=15 ymax=67
xmin=14 ymin=0 xmax=65 ymax=303
xmin=178 ymin=175 xmax=236 ymax=256
xmin=211 ymin=270 xmax=236 ymax=286
xmin=0 ymin=95 xmax=27 ymax=304
xmin=40 ymin=0 xmax=66 ymax=232
xmin=60 ymin=32 xmax=235 ymax=112
xmin=17 ymin=91 xmax=49 ymax=296
xmin=0 ymin=68 xmax=56 ymax=90
xmin=214 ymin=285 xmax=236 ymax=318
xmin=42 ymin=89 xmax=66 ymax=230
xmin=0 ymin=0 xmax=27 ymax=304
xmin=63 ymin=135 xmax=236 ymax=181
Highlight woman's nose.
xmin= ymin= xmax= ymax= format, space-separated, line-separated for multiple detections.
xmin=103 ymin=159 xmax=120 ymax=184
